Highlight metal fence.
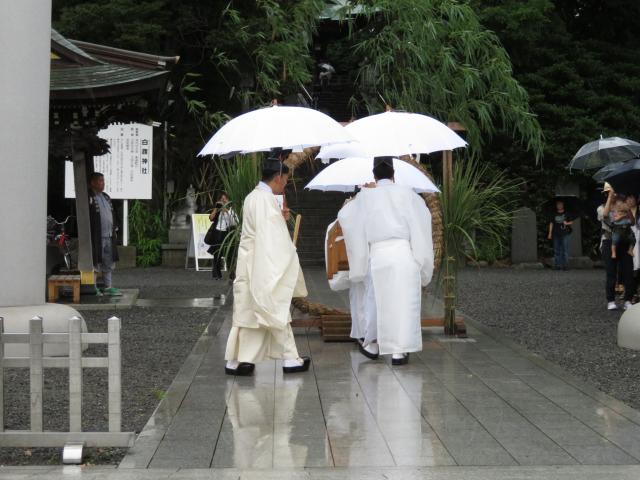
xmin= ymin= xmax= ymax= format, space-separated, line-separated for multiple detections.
xmin=0 ymin=316 xmax=134 ymax=450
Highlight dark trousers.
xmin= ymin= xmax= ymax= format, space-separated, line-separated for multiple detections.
xmin=553 ymin=234 xmax=570 ymax=268
xmin=602 ymin=239 xmax=635 ymax=302
xmin=211 ymin=230 xmax=229 ymax=278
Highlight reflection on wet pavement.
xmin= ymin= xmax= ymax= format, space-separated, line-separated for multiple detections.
xmin=121 ymin=268 xmax=640 ymax=469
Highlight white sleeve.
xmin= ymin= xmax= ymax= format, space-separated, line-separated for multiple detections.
xmin=408 ymin=193 xmax=434 ymax=286
xmin=338 ymin=198 xmax=369 ymax=283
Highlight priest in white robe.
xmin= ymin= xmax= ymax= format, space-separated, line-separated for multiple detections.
xmin=224 ymin=158 xmax=310 ymax=376
xmin=324 ymin=212 xmax=376 ymax=344
xmin=338 ymin=156 xmax=433 ymax=365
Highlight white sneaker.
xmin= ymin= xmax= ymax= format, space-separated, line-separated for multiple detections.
xmin=624 ymin=301 xmax=633 ymax=310
xmin=608 ymin=302 xmax=618 ymax=311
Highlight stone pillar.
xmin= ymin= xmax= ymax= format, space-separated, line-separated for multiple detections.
xmin=511 ymin=207 xmax=539 ymax=265
xmin=0 ymin=0 xmax=52 ymax=306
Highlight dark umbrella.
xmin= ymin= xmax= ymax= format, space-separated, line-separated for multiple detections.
xmin=544 ymin=195 xmax=581 ymax=220
xmin=568 ymin=137 xmax=640 ymax=171
xmin=603 ymin=158 xmax=640 ymax=196
xmin=593 ymin=161 xmax=625 ymax=183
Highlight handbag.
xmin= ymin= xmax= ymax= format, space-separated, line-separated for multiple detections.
xmin=204 ymin=211 xmax=220 ymax=245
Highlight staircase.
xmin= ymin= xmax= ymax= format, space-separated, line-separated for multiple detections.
xmin=313 ymin=76 xmax=355 ymax=122
xmin=286 ymin=179 xmax=349 ymax=266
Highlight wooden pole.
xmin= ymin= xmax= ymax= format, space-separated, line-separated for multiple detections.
xmin=443 ymin=122 xmax=465 ymax=335
xmin=292 ymin=214 xmax=302 ymax=246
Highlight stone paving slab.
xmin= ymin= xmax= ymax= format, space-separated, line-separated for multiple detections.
xmin=3 ymin=465 xmax=640 ymax=479
xmin=112 ymin=267 xmax=640 ymax=471
xmin=63 ymin=289 xmax=139 ymax=311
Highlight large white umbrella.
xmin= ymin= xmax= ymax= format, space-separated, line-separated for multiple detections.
xmin=317 ymin=111 xmax=466 ymax=159
xmin=198 ymin=105 xmax=354 ymax=156
xmin=305 ymin=157 xmax=440 ymax=193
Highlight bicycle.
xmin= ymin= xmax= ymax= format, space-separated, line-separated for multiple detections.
xmin=47 ymin=215 xmax=74 ymax=271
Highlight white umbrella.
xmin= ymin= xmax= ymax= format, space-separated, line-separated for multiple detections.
xmin=317 ymin=111 xmax=467 ymax=159
xmin=198 ymin=105 xmax=354 ymax=156
xmin=305 ymin=157 xmax=440 ymax=193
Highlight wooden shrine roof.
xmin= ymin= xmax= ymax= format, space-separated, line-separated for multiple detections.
xmin=50 ymin=29 xmax=179 ymax=101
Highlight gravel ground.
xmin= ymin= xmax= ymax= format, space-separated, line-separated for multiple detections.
xmin=457 ymin=267 xmax=640 ymax=410
xmin=114 ymin=267 xmax=229 ymax=298
xmin=1 ymin=268 xmax=228 ymax=466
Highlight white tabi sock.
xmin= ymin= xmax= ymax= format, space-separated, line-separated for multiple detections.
xmin=226 ymin=360 xmax=240 ymax=370
xmin=283 ymin=358 xmax=304 ymax=368
xmin=391 ymin=353 xmax=407 ymax=360
xmin=364 ymin=343 xmax=379 ymax=355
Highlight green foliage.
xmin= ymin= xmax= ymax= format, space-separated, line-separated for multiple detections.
xmin=129 ymin=200 xmax=167 ymax=267
xmin=54 ymin=0 xmax=170 ymax=52
xmin=472 ymin=0 xmax=640 ymax=255
xmin=442 ymin=159 xmax=522 ymax=266
xmin=214 ymin=156 xmax=262 ymax=272
xmin=338 ymin=0 xmax=544 ymax=160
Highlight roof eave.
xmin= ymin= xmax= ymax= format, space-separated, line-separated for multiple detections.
xmin=50 ymin=72 xmax=169 ymax=101
xmin=70 ymin=39 xmax=180 ymax=70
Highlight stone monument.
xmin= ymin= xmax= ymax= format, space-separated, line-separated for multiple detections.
xmin=511 ymin=207 xmax=542 ymax=268
xmin=170 ymin=184 xmax=197 ymax=228
xmin=163 ymin=185 xmax=198 ymax=267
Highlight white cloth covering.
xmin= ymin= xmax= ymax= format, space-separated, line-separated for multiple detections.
xmin=338 ymin=180 xmax=434 ymax=354
xmin=224 ymin=185 xmax=307 ymax=363
xmin=325 ymin=214 xmax=376 ymax=341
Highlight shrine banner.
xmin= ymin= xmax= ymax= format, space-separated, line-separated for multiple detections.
xmin=65 ymin=123 xmax=153 ymax=199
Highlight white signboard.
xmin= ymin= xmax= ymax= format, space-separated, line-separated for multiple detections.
xmin=65 ymin=123 xmax=153 ymax=199
xmin=186 ymin=214 xmax=214 ymax=271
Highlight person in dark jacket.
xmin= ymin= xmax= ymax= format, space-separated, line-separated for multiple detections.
xmin=208 ymin=192 xmax=237 ymax=279
xmin=89 ymin=172 xmax=121 ymax=296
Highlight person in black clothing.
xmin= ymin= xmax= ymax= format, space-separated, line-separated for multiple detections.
xmin=208 ymin=193 xmax=236 ymax=279
xmin=547 ymin=200 xmax=573 ymax=270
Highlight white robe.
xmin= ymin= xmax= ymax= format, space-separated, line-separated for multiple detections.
xmin=225 ymin=184 xmax=307 ymax=363
xmin=326 ymin=209 xmax=376 ymax=341
xmin=338 ymin=180 xmax=433 ymax=354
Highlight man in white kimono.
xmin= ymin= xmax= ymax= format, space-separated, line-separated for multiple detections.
xmin=330 ymin=199 xmax=377 ymax=346
xmin=338 ymin=157 xmax=433 ymax=365
xmin=224 ymin=158 xmax=310 ymax=376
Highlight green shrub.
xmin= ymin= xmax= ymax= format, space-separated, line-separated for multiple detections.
xmin=129 ymin=201 xmax=167 ymax=267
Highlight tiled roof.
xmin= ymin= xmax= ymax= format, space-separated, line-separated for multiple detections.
xmin=51 ymin=63 xmax=167 ymax=92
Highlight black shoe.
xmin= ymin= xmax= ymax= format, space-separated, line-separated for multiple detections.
xmin=358 ymin=342 xmax=379 ymax=360
xmin=283 ymin=356 xmax=311 ymax=374
xmin=392 ymin=354 xmax=409 ymax=366
xmin=225 ymin=362 xmax=255 ymax=376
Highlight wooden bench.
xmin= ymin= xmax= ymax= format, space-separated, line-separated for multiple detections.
xmin=47 ymin=275 xmax=81 ymax=304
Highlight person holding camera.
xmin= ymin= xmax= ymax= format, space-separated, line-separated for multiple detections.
xmin=207 ymin=192 xmax=237 ymax=280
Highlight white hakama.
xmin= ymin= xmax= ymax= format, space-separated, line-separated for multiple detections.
xmin=370 ymin=239 xmax=422 ymax=354
xmin=325 ymin=212 xmax=376 ymax=342
xmin=338 ymin=180 xmax=433 ymax=355
xmin=224 ymin=184 xmax=307 ymax=364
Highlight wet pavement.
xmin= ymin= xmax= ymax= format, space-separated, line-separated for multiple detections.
xmin=5 ymin=267 xmax=640 ymax=478
xmin=117 ymin=268 xmax=640 ymax=471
